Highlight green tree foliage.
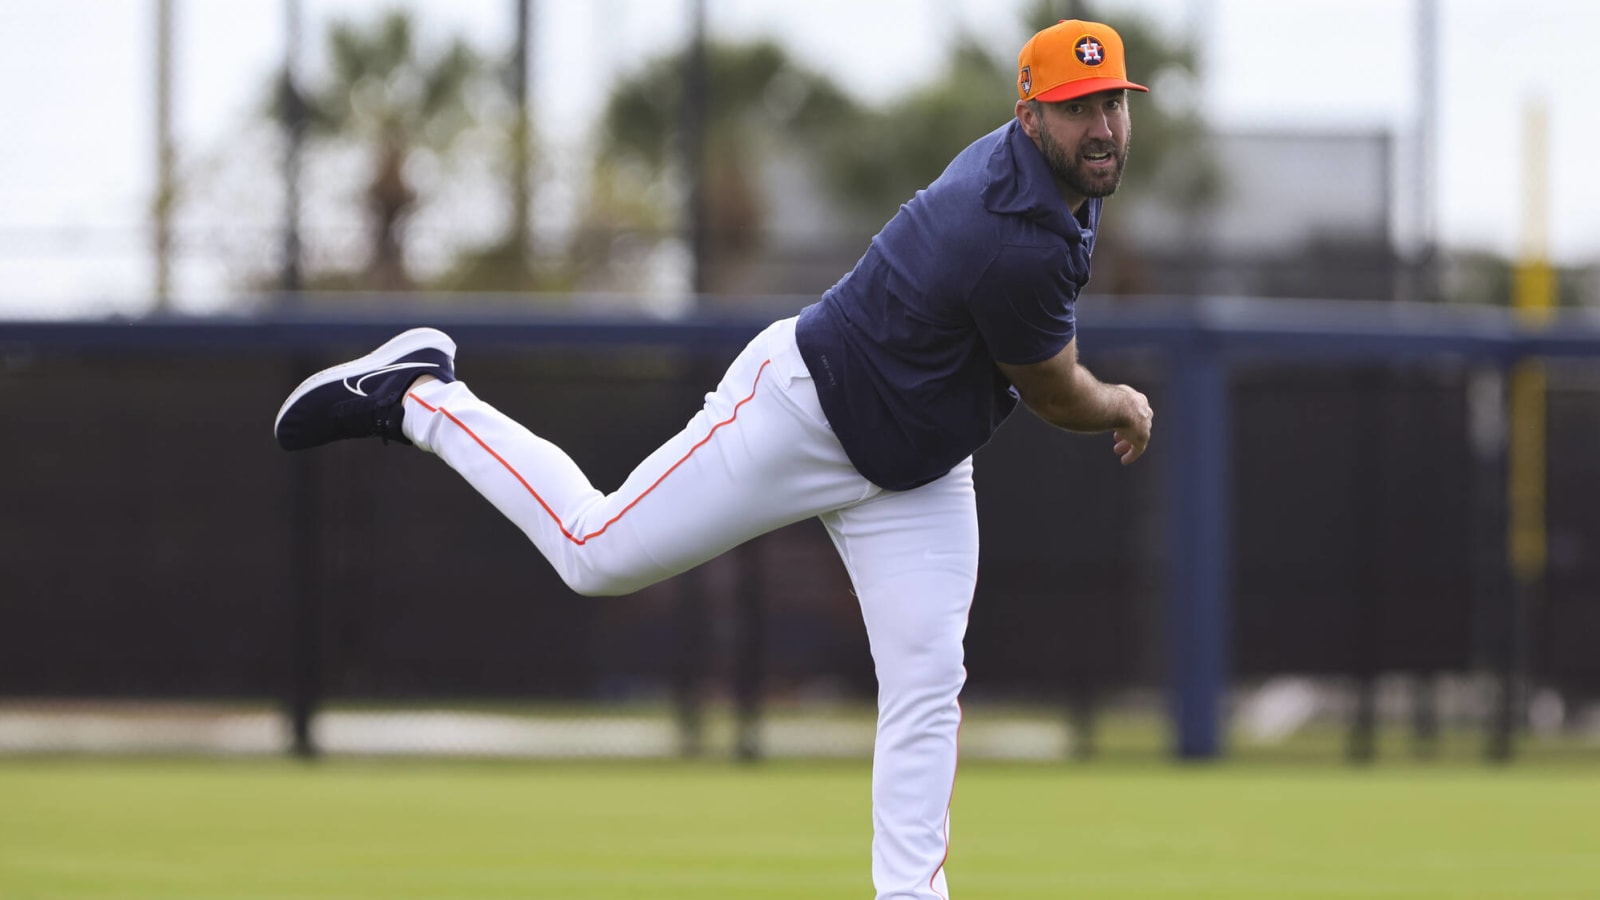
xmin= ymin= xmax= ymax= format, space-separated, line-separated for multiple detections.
xmin=812 ymin=36 xmax=1015 ymax=226
xmin=281 ymin=9 xmax=487 ymax=291
xmin=585 ymin=40 xmax=860 ymax=293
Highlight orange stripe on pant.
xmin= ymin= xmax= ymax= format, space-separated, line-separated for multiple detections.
xmin=406 ymin=359 xmax=773 ymax=547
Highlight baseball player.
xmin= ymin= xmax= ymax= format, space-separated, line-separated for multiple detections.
xmin=275 ymin=19 xmax=1152 ymax=900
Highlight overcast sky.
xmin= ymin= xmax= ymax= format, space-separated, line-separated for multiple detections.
xmin=1 ymin=0 xmax=1595 ymax=317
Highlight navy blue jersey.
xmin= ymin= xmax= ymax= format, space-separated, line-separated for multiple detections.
xmin=795 ymin=118 xmax=1100 ymax=491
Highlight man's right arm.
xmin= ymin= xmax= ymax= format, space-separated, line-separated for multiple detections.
xmin=995 ymin=337 xmax=1153 ymax=465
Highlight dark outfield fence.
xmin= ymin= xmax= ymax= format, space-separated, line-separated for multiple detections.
xmin=2 ymin=297 xmax=1599 ymax=762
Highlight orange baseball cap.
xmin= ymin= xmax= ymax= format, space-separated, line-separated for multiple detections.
xmin=1017 ymin=19 xmax=1149 ymax=103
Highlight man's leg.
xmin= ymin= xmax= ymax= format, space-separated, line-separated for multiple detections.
xmin=400 ymin=318 xmax=872 ymax=596
xmin=820 ymin=460 xmax=978 ymax=900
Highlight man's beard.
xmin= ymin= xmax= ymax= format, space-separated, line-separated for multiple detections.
xmin=1037 ymin=126 xmax=1129 ymax=200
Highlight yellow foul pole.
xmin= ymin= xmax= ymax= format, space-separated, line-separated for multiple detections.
xmin=1492 ymin=97 xmax=1552 ymax=762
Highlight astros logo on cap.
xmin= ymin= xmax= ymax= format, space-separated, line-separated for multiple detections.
xmin=1074 ymin=36 xmax=1105 ymax=66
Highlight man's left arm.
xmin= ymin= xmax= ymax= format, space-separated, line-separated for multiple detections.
xmin=996 ymin=337 xmax=1153 ymax=465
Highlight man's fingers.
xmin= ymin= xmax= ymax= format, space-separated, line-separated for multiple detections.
xmin=1111 ymin=392 xmax=1153 ymax=466
xmin=1113 ymin=433 xmax=1146 ymax=465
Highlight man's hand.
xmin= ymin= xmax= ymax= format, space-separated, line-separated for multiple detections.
xmin=1111 ymin=384 xmax=1152 ymax=465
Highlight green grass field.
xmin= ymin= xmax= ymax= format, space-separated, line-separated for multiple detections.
xmin=2 ymin=759 xmax=1597 ymax=899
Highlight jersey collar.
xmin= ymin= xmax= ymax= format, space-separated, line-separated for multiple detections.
xmin=980 ymin=119 xmax=1096 ymax=244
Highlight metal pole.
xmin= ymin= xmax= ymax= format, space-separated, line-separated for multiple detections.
xmin=1347 ymin=371 xmax=1384 ymax=765
xmin=282 ymin=0 xmax=306 ymax=301
xmin=154 ymin=0 xmax=175 ymax=311
xmin=1409 ymin=0 xmax=1438 ymax=301
xmin=510 ymin=0 xmax=533 ymax=266
xmin=682 ymin=0 xmax=709 ymax=300
xmin=675 ymin=571 xmax=708 ymax=758
xmin=288 ymin=362 xmax=322 ymax=759
xmin=1182 ymin=0 xmax=1217 ymax=295
xmin=732 ymin=542 xmax=765 ymax=762
xmin=1164 ymin=342 xmax=1230 ymax=760
xmin=281 ymin=1 xmax=317 ymax=759
xmin=1466 ymin=366 xmax=1510 ymax=759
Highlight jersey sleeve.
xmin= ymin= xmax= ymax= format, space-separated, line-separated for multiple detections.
xmin=967 ymin=243 xmax=1080 ymax=366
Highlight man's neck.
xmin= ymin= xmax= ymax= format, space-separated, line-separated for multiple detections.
xmin=1050 ymin=174 xmax=1088 ymax=215
xmin=1054 ymin=179 xmax=1089 ymax=218
xmin=1073 ymin=197 xmax=1094 ymax=227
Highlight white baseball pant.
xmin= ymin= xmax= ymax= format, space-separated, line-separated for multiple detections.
xmin=401 ymin=316 xmax=977 ymax=900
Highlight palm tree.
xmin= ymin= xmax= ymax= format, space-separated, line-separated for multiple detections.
xmin=584 ymin=39 xmax=860 ymax=295
xmin=283 ymin=9 xmax=486 ymax=291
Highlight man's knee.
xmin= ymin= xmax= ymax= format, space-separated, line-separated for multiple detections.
xmin=875 ymin=644 xmax=967 ymax=702
xmin=558 ymin=557 xmax=658 ymax=597
xmin=562 ymin=569 xmax=630 ymax=597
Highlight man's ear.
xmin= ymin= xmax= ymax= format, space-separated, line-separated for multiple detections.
xmin=1015 ymin=99 xmax=1039 ymax=140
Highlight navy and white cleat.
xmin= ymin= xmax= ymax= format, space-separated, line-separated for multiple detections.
xmin=274 ymin=327 xmax=457 ymax=451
